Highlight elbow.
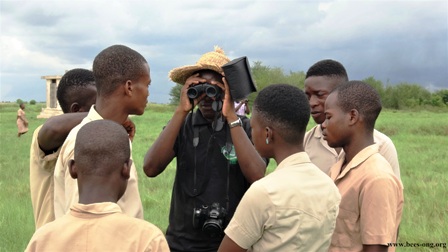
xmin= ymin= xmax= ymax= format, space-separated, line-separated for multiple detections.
xmin=143 ymin=158 xmax=161 ymax=177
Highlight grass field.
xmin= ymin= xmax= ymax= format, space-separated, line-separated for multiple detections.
xmin=0 ymin=102 xmax=447 ymax=251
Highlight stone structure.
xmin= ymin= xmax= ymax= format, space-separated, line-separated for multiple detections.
xmin=37 ymin=75 xmax=63 ymax=118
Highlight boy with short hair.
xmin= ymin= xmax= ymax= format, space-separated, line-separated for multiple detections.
xmin=54 ymin=45 xmax=150 ymax=219
xmin=322 ymin=81 xmax=403 ymax=252
xmin=26 ymin=120 xmax=169 ymax=251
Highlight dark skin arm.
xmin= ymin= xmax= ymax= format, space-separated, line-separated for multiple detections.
xmin=38 ymin=112 xmax=88 ymax=155
xmin=39 ymin=113 xmax=136 ymax=155
xmin=244 ymin=100 xmax=250 ymax=115
xmin=143 ymin=74 xmax=206 ymax=177
xmin=221 ymin=77 xmax=266 ymax=183
xmin=218 ymin=235 xmax=247 ymax=252
xmin=363 ymin=245 xmax=388 ymax=252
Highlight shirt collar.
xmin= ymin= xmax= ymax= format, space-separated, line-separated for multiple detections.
xmin=276 ymin=152 xmax=312 ymax=171
xmin=71 ymin=202 xmax=122 ymax=215
xmin=331 ymin=144 xmax=379 ymax=181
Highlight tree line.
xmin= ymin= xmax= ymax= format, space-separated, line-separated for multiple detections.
xmin=169 ymin=61 xmax=448 ymax=110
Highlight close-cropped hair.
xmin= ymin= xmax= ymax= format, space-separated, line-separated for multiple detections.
xmin=305 ymin=59 xmax=348 ymax=81
xmin=74 ymin=120 xmax=130 ymax=176
xmin=253 ymin=84 xmax=310 ymax=144
xmin=333 ymin=80 xmax=382 ymax=130
xmin=57 ymin=68 xmax=95 ymax=113
xmin=93 ymin=45 xmax=148 ymax=97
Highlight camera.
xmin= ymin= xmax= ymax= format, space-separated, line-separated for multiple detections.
xmin=193 ymin=202 xmax=227 ymax=237
xmin=187 ymin=83 xmax=221 ymax=99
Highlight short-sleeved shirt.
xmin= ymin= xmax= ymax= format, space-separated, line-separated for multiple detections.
xmin=25 ymin=202 xmax=170 ymax=252
xmin=328 ymin=144 xmax=404 ymax=252
xmin=29 ymin=125 xmax=60 ymax=229
xmin=166 ymin=110 xmax=252 ymax=252
xmin=225 ymin=152 xmax=341 ymax=251
xmin=304 ymin=125 xmax=401 ymax=179
xmin=53 ymin=106 xmax=143 ymax=219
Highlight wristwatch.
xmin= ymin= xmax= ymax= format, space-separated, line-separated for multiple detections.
xmin=228 ymin=117 xmax=242 ymax=128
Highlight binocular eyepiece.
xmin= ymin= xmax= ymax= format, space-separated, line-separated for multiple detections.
xmin=187 ymin=83 xmax=221 ymax=99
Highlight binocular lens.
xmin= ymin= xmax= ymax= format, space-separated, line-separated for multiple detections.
xmin=205 ymin=85 xmax=219 ymax=97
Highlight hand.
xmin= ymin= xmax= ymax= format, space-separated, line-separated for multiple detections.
xmin=179 ymin=73 xmax=208 ymax=112
xmin=122 ymin=118 xmax=136 ymax=142
xmin=220 ymin=76 xmax=238 ymax=122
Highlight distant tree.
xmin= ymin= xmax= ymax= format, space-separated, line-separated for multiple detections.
xmin=30 ymin=100 xmax=36 ymax=105
xmin=169 ymin=84 xmax=182 ymax=105
xmin=16 ymin=99 xmax=24 ymax=105
xmin=434 ymin=89 xmax=448 ymax=105
xmin=363 ymin=76 xmax=385 ymax=100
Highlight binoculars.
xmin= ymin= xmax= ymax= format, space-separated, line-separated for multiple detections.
xmin=187 ymin=83 xmax=222 ymax=99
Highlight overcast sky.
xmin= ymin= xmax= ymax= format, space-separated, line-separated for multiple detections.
xmin=1 ymin=0 xmax=447 ymax=104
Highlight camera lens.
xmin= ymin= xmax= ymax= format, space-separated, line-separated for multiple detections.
xmin=203 ymin=219 xmax=223 ymax=237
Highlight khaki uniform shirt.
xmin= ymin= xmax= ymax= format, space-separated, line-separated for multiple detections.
xmin=304 ymin=125 xmax=401 ymax=179
xmin=225 ymin=152 xmax=341 ymax=251
xmin=26 ymin=202 xmax=169 ymax=252
xmin=29 ymin=125 xmax=59 ymax=229
xmin=329 ymin=144 xmax=404 ymax=252
xmin=53 ymin=106 xmax=143 ymax=219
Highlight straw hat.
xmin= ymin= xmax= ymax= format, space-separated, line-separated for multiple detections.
xmin=169 ymin=46 xmax=230 ymax=85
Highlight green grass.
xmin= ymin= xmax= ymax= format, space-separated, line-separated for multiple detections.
xmin=0 ymin=103 xmax=447 ymax=251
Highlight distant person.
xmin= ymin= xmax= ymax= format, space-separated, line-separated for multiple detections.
xmin=30 ymin=68 xmax=98 ymax=229
xmin=323 ymin=81 xmax=403 ymax=252
xmin=26 ymin=120 xmax=170 ymax=251
xmin=17 ymin=102 xmax=29 ymax=137
xmin=303 ymin=59 xmax=401 ymax=178
xmin=143 ymin=46 xmax=267 ymax=251
xmin=218 ymin=84 xmax=341 ymax=252
xmin=54 ymin=45 xmax=150 ymax=219
xmin=234 ymin=98 xmax=250 ymax=117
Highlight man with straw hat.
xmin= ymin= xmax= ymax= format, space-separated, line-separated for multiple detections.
xmin=143 ymin=46 xmax=267 ymax=252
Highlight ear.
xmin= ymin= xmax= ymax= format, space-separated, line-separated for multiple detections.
xmin=70 ymin=103 xmax=80 ymax=113
xmin=121 ymin=159 xmax=132 ymax=180
xmin=124 ymin=80 xmax=133 ymax=97
xmin=348 ymin=109 xmax=359 ymax=126
xmin=265 ymin=126 xmax=273 ymax=142
xmin=68 ymin=159 xmax=78 ymax=179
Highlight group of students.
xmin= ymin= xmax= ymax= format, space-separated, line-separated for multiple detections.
xmin=26 ymin=45 xmax=403 ymax=252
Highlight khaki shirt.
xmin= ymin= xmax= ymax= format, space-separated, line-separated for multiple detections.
xmin=53 ymin=106 xmax=143 ymax=219
xmin=304 ymin=125 xmax=401 ymax=179
xmin=29 ymin=125 xmax=59 ymax=229
xmin=225 ymin=152 xmax=341 ymax=251
xmin=26 ymin=202 xmax=169 ymax=252
xmin=329 ymin=144 xmax=404 ymax=252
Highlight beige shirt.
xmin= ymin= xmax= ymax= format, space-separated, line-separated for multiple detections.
xmin=29 ymin=125 xmax=59 ymax=229
xmin=225 ymin=152 xmax=341 ymax=252
xmin=304 ymin=125 xmax=401 ymax=178
xmin=329 ymin=144 xmax=404 ymax=252
xmin=26 ymin=202 xmax=170 ymax=252
xmin=53 ymin=106 xmax=143 ymax=219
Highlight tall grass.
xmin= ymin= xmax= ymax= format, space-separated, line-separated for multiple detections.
xmin=0 ymin=103 xmax=447 ymax=251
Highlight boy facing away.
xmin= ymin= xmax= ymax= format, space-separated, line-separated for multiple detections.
xmin=26 ymin=120 xmax=169 ymax=251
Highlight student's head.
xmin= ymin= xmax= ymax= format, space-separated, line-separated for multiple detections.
xmin=322 ymin=81 xmax=382 ymax=148
xmin=69 ymin=120 xmax=131 ymax=200
xmin=57 ymin=68 xmax=97 ymax=113
xmin=19 ymin=103 xmax=25 ymax=110
xmin=251 ymin=84 xmax=310 ymax=158
xmin=93 ymin=45 xmax=150 ymax=115
xmin=304 ymin=59 xmax=348 ymax=124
